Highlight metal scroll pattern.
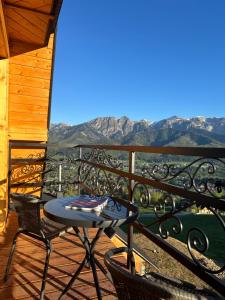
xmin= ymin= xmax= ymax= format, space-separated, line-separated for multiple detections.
xmin=141 ymin=157 xmax=225 ymax=198
xmin=133 ymin=183 xmax=184 ymax=239
xmin=133 ymin=181 xmax=225 ymax=275
xmin=10 ymin=149 xmax=79 ymax=195
xmin=78 ymin=163 xmax=128 ymax=198
xmin=79 ymin=150 xmax=225 ymax=275
xmin=82 ymin=148 xmax=124 ymax=170
xmin=42 ymin=149 xmax=79 ymax=196
xmin=68 ymin=148 xmax=225 ymax=278
xmin=78 ymin=148 xmax=127 ymax=196
xmin=186 ymin=205 xmax=225 ymax=274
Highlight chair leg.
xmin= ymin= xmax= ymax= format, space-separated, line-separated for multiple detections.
xmin=40 ymin=240 xmax=52 ymax=300
xmin=4 ymin=230 xmax=22 ymax=282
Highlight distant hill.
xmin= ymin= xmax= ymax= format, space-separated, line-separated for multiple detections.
xmin=49 ymin=116 xmax=225 ymax=148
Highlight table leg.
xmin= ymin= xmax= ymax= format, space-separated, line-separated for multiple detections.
xmin=58 ymin=227 xmax=105 ymax=300
xmin=59 ymin=255 xmax=87 ymax=300
xmin=90 ymin=254 xmax=102 ymax=299
xmin=94 ymin=256 xmax=113 ymax=282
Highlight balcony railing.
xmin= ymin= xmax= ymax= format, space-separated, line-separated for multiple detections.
xmin=8 ymin=141 xmax=225 ymax=296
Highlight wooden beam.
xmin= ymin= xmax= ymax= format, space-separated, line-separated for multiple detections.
xmin=4 ymin=2 xmax=55 ymax=19
xmin=9 ymin=39 xmax=44 ymax=56
xmin=44 ymin=0 xmax=63 ymax=45
xmin=0 ymin=0 xmax=10 ymax=58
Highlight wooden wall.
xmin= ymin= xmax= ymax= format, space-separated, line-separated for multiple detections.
xmin=8 ymin=34 xmax=54 ymax=141
xmin=0 ymin=34 xmax=55 ymax=231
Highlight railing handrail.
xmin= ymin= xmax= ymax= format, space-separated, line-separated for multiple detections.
xmin=9 ymin=141 xmax=48 ymax=149
xmin=74 ymin=144 xmax=225 ymax=157
xmin=10 ymin=141 xmax=225 ymax=157
xmin=9 ymin=141 xmax=225 ymax=157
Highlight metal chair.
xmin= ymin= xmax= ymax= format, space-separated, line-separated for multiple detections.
xmin=104 ymin=247 xmax=221 ymax=300
xmin=4 ymin=193 xmax=74 ymax=300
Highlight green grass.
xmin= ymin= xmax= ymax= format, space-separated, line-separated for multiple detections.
xmin=136 ymin=213 xmax=225 ymax=263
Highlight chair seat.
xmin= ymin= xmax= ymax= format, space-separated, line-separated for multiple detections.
xmin=41 ymin=217 xmax=69 ymax=239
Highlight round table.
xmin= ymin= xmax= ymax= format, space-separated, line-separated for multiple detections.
xmin=44 ymin=195 xmax=138 ymax=300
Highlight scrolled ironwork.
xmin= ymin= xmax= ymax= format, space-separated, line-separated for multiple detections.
xmin=158 ymin=216 xmax=183 ymax=239
xmin=133 ymin=183 xmax=151 ymax=208
xmin=47 ymin=149 xmax=78 ymax=165
xmin=10 ymin=148 xmax=79 ymax=196
xmin=187 ymin=207 xmax=225 ymax=274
xmin=78 ymin=160 xmax=128 ymax=197
xmin=154 ymin=194 xmax=175 ymax=219
xmin=141 ymin=158 xmax=225 ymax=199
xmin=145 ymin=193 xmax=184 ymax=239
xmin=56 ymin=144 xmax=225 ymax=295
xmin=82 ymin=148 xmax=124 ymax=169
xmin=188 ymin=227 xmax=209 ymax=255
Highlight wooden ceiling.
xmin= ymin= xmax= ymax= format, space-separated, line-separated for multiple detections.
xmin=0 ymin=0 xmax=62 ymax=58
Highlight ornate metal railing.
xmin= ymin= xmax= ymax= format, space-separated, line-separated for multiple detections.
xmin=75 ymin=144 xmax=225 ymax=296
xmin=8 ymin=141 xmax=225 ymax=295
xmin=8 ymin=142 xmax=79 ymax=202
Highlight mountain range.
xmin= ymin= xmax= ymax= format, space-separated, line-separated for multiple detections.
xmin=49 ymin=116 xmax=225 ymax=147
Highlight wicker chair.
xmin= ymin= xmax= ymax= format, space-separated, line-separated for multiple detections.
xmin=104 ymin=247 xmax=221 ymax=300
xmin=4 ymin=193 xmax=74 ymax=300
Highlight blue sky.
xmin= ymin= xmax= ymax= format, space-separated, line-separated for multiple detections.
xmin=51 ymin=0 xmax=225 ymax=125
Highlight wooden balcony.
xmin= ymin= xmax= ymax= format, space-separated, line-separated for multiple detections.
xmin=2 ymin=142 xmax=225 ymax=299
xmin=0 ymin=212 xmax=118 ymax=299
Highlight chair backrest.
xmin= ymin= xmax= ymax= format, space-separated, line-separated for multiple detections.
xmin=11 ymin=193 xmax=42 ymax=235
xmin=105 ymin=247 xmax=172 ymax=300
xmin=104 ymin=247 xmax=221 ymax=300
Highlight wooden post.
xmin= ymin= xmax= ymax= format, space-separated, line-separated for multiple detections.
xmin=0 ymin=59 xmax=8 ymax=232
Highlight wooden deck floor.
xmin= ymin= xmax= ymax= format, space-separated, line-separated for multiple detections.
xmin=0 ymin=212 xmax=118 ymax=299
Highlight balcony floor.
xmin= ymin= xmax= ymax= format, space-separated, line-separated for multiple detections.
xmin=0 ymin=212 xmax=118 ymax=299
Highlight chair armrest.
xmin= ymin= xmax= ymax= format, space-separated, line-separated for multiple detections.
xmin=10 ymin=193 xmax=47 ymax=204
xmin=105 ymin=246 xmax=136 ymax=274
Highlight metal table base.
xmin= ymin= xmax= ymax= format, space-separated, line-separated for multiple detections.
xmin=59 ymin=227 xmax=111 ymax=300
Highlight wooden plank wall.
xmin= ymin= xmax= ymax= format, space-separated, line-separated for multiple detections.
xmin=0 ymin=59 xmax=8 ymax=231
xmin=0 ymin=34 xmax=55 ymax=231
xmin=8 ymin=34 xmax=54 ymax=141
